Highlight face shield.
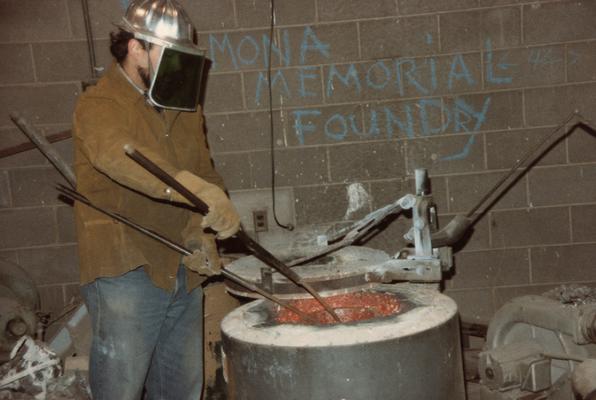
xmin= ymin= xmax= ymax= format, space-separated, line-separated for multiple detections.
xmin=147 ymin=46 xmax=207 ymax=112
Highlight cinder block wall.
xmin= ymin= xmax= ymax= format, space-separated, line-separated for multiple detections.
xmin=1 ymin=0 xmax=595 ymax=324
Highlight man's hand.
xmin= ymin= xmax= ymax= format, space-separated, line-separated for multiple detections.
xmin=182 ymin=234 xmax=221 ymax=276
xmin=173 ymin=170 xmax=240 ymax=239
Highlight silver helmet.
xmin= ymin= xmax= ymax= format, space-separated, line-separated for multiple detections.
xmin=120 ymin=0 xmax=207 ymax=111
xmin=121 ymin=0 xmax=202 ymax=55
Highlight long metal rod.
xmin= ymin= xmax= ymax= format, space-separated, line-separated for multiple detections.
xmin=9 ymin=112 xmax=76 ymax=187
xmin=466 ymin=111 xmax=579 ymax=218
xmin=56 ymin=185 xmax=318 ymax=324
xmin=124 ymin=145 xmax=342 ymax=322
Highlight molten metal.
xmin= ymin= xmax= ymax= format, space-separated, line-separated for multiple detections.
xmin=276 ymin=291 xmax=401 ymax=325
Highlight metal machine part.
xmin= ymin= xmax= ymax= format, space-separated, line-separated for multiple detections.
xmin=225 ymin=169 xmax=451 ymax=299
xmin=225 ymin=246 xmax=442 ymax=299
xmin=0 ymin=259 xmax=39 ymax=354
xmin=221 ymin=284 xmax=466 ymax=400
xmin=478 ymin=291 xmax=596 ymax=399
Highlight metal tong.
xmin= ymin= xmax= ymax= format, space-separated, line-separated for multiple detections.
xmin=10 ymin=112 xmax=319 ymax=323
xmin=56 ymin=184 xmax=318 ymax=324
xmin=123 ymin=145 xmax=341 ymax=322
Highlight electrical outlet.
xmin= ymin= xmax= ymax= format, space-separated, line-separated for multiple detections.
xmin=252 ymin=209 xmax=268 ymax=232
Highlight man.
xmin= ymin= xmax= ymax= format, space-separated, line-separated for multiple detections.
xmin=72 ymin=1 xmax=240 ymax=398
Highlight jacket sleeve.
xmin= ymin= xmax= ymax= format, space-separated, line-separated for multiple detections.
xmin=181 ymin=108 xmax=228 ymax=244
xmin=194 ymin=108 xmax=226 ymax=190
xmin=73 ymin=97 xmax=180 ymax=200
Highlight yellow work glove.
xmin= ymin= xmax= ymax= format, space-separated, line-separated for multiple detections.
xmin=182 ymin=234 xmax=221 ymax=276
xmin=173 ymin=170 xmax=241 ymax=239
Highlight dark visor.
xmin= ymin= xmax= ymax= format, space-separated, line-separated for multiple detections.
xmin=149 ymin=48 xmax=206 ymax=111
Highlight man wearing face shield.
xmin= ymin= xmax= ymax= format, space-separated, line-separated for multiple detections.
xmin=71 ymin=1 xmax=240 ymax=398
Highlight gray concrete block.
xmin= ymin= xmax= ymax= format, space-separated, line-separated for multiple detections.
xmin=444 ymin=288 xmax=495 ymax=324
xmin=525 ymin=83 xmax=596 ymax=127
xmin=328 ymin=141 xmax=406 ymax=182
xmin=478 ymin=0 xmax=521 ymax=6
xmin=203 ymin=73 xmax=244 ymax=113
xmin=322 ymin=61 xmax=403 ymax=104
xmin=0 ymin=84 xmax=81 ymax=128
xmin=490 ymin=207 xmax=570 ymax=248
xmin=493 ymin=283 xmax=560 ymax=310
xmin=236 ymin=0 xmax=316 ymax=28
xmin=0 ymin=128 xmax=49 ymax=169
xmin=244 ymin=67 xmax=324 ymax=110
xmin=56 ymin=205 xmax=76 ymax=244
xmin=459 ymin=215 xmax=490 ymax=250
xmin=531 ymin=244 xmax=596 ymax=284
xmin=38 ymin=284 xmax=67 ymax=318
xmin=180 ymin=0 xmax=236 ymax=31
xmin=448 ymin=248 xmax=530 ymax=289
xmin=206 ymin=110 xmax=284 ymax=153
xmin=567 ymin=42 xmax=596 ymax=83
xmin=199 ymin=29 xmax=271 ymax=73
xmin=90 ymin=39 xmax=113 ymax=74
xmin=0 ymin=44 xmax=35 ymax=84
xmin=0 ymin=171 xmax=10 ymax=209
xmin=523 ymin=1 xmax=596 ymax=45
xmin=360 ymin=16 xmax=438 ymax=59
xmin=398 ymin=0 xmax=476 ymax=15
xmin=318 ymin=0 xmax=397 ymax=21
xmin=9 ymin=167 xmax=68 ymax=207
xmin=440 ymin=7 xmax=521 ymax=52
xmin=369 ymin=178 xmax=413 ymax=209
xmin=572 ymin=205 xmax=596 ymax=243
xmin=486 ymin=128 xmax=566 ymax=170
xmin=32 ymin=41 xmax=91 ymax=82
xmin=483 ymin=45 xmax=566 ymax=90
xmin=323 ymin=54 xmax=482 ymax=104
xmin=17 ymin=244 xmax=79 ymax=286
xmin=0 ymin=251 xmax=18 ymax=264
xmin=295 ymin=183 xmax=368 ymax=225
xmin=67 ymin=0 xmax=123 ymax=40
xmin=364 ymin=100 xmax=444 ymax=140
xmin=443 ymin=90 xmax=524 ymax=134
xmin=529 ymin=165 xmax=596 ymax=207
xmin=447 ymin=172 xmax=527 ymax=213
xmin=568 ymin=124 xmax=596 ymax=163
xmin=0 ymin=208 xmax=56 ymax=249
xmin=286 ymin=104 xmax=366 ymax=147
xmin=213 ymin=152 xmax=253 ymax=190
xmin=405 ymin=134 xmax=485 ymax=175
xmin=0 ymin=0 xmax=72 ymax=42
xmin=400 ymin=52 xmax=483 ymax=97
xmin=251 ymin=147 xmax=329 ymax=187
xmin=0 ymin=126 xmax=71 ymax=169
xmin=284 ymin=23 xmax=359 ymax=66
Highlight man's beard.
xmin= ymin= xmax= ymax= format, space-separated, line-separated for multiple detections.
xmin=137 ymin=66 xmax=151 ymax=89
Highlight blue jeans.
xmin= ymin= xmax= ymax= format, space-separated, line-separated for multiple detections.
xmin=81 ymin=266 xmax=203 ymax=400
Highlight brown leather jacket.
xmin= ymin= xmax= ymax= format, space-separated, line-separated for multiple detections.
xmin=72 ymin=63 xmax=224 ymax=291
